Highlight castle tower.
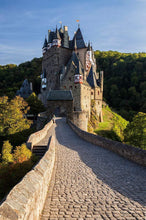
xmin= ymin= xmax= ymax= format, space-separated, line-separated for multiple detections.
xmin=40 ymin=24 xmax=103 ymax=130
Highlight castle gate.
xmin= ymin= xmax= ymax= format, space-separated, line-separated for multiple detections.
xmin=47 ymin=90 xmax=73 ymax=119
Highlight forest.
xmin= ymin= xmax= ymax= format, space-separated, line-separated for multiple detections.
xmin=95 ymin=50 xmax=146 ymax=120
xmin=0 ymin=57 xmax=42 ymax=99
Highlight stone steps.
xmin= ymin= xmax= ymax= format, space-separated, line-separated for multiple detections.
xmin=32 ymin=145 xmax=48 ymax=158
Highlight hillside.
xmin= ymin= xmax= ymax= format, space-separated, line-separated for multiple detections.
xmin=95 ymin=51 xmax=146 ymax=120
xmin=88 ymin=103 xmax=128 ymax=142
xmin=0 ymin=57 xmax=42 ymax=99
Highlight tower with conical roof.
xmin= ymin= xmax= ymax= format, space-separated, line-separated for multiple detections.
xmin=40 ymin=24 xmax=103 ymax=130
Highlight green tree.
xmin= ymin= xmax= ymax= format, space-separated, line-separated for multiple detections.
xmin=26 ymin=92 xmax=45 ymax=116
xmin=124 ymin=112 xmax=146 ymax=149
xmin=1 ymin=141 xmax=14 ymax=163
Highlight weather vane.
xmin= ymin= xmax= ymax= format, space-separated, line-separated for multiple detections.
xmin=76 ymin=20 xmax=80 ymax=28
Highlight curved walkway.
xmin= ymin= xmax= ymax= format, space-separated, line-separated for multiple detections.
xmin=41 ymin=118 xmax=146 ymax=220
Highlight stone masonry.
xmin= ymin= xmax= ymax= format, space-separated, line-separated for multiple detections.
xmin=41 ymin=118 xmax=146 ymax=220
xmin=40 ymin=25 xmax=103 ymax=131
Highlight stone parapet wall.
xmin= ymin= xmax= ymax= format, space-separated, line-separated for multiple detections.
xmin=68 ymin=120 xmax=146 ymax=166
xmin=0 ymin=135 xmax=56 ymax=220
xmin=27 ymin=119 xmax=53 ymax=150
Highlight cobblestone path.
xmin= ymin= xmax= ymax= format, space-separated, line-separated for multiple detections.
xmin=41 ymin=118 xmax=146 ymax=220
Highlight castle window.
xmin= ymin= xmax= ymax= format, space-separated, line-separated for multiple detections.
xmin=70 ymin=86 xmax=72 ymax=89
xmin=75 ymin=86 xmax=77 ymax=89
xmin=64 ymin=86 xmax=66 ymax=89
xmin=98 ymin=91 xmax=99 ymax=95
xmin=91 ymin=92 xmax=93 ymax=95
xmin=98 ymin=102 xmax=100 ymax=105
xmin=69 ymin=77 xmax=71 ymax=81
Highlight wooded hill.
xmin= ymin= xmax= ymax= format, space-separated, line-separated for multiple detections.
xmin=0 ymin=57 xmax=42 ymax=99
xmin=95 ymin=51 xmax=146 ymax=120
xmin=0 ymin=51 xmax=146 ymax=120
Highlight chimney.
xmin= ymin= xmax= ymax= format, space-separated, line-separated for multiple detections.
xmin=64 ymin=26 xmax=68 ymax=32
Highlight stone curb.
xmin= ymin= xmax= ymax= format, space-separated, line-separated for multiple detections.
xmin=68 ymin=120 xmax=146 ymax=166
xmin=27 ymin=120 xmax=53 ymax=150
xmin=0 ymin=135 xmax=56 ymax=220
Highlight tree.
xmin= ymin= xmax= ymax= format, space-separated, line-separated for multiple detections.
xmin=124 ymin=112 xmax=146 ymax=150
xmin=1 ymin=141 xmax=14 ymax=163
xmin=26 ymin=92 xmax=45 ymax=116
xmin=0 ymin=96 xmax=32 ymax=136
xmin=13 ymin=143 xmax=32 ymax=163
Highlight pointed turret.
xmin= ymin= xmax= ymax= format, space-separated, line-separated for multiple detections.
xmin=52 ymin=26 xmax=61 ymax=47
xmin=87 ymin=66 xmax=98 ymax=88
xmin=73 ymin=37 xmax=77 ymax=52
xmin=42 ymin=37 xmax=48 ymax=54
xmin=73 ymin=27 xmax=86 ymax=49
xmin=56 ymin=26 xmax=61 ymax=40
xmin=87 ymin=41 xmax=92 ymax=51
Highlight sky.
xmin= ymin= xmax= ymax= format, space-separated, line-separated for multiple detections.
xmin=0 ymin=0 xmax=146 ymax=65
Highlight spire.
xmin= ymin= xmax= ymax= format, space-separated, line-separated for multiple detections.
xmin=74 ymin=36 xmax=77 ymax=51
xmin=87 ymin=66 xmax=98 ymax=88
xmin=73 ymin=27 xmax=86 ymax=49
xmin=87 ymin=41 xmax=92 ymax=51
xmin=54 ymin=26 xmax=61 ymax=40
xmin=43 ymin=36 xmax=48 ymax=48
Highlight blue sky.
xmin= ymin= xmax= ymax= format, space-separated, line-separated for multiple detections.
xmin=0 ymin=0 xmax=146 ymax=65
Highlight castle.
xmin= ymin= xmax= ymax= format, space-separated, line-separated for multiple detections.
xmin=40 ymin=24 xmax=103 ymax=131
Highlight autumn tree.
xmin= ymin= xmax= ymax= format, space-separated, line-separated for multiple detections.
xmin=0 ymin=96 xmax=31 ymax=136
xmin=13 ymin=143 xmax=32 ymax=163
xmin=1 ymin=141 xmax=14 ymax=164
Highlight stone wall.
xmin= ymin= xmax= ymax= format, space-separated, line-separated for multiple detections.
xmin=27 ymin=119 xmax=53 ymax=150
xmin=72 ymin=111 xmax=89 ymax=131
xmin=0 ymin=136 xmax=56 ymax=220
xmin=68 ymin=120 xmax=146 ymax=166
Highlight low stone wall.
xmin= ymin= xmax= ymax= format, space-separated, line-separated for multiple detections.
xmin=27 ymin=119 xmax=53 ymax=150
xmin=68 ymin=120 xmax=146 ymax=166
xmin=0 ymin=135 xmax=56 ymax=220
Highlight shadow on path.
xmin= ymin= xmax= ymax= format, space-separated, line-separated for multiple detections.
xmin=55 ymin=118 xmax=146 ymax=206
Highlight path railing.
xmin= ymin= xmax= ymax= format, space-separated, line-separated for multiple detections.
xmin=0 ymin=135 xmax=56 ymax=220
xmin=68 ymin=120 xmax=146 ymax=166
xmin=27 ymin=119 xmax=53 ymax=151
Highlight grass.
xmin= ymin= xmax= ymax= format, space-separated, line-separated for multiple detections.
xmin=88 ymin=104 xmax=128 ymax=142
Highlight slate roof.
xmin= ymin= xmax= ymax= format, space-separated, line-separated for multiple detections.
xmin=65 ymin=52 xmax=84 ymax=76
xmin=43 ymin=37 xmax=48 ymax=48
xmin=72 ymin=28 xmax=86 ymax=49
xmin=48 ymin=31 xmax=55 ymax=43
xmin=16 ymin=79 xmax=32 ymax=99
xmin=54 ymin=27 xmax=61 ymax=40
xmin=87 ymin=66 xmax=98 ymax=88
xmin=47 ymin=90 xmax=73 ymax=101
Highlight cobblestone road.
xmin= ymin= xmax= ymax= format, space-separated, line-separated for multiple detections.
xmin=41 ymin=118 xmax=146 ymax=220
